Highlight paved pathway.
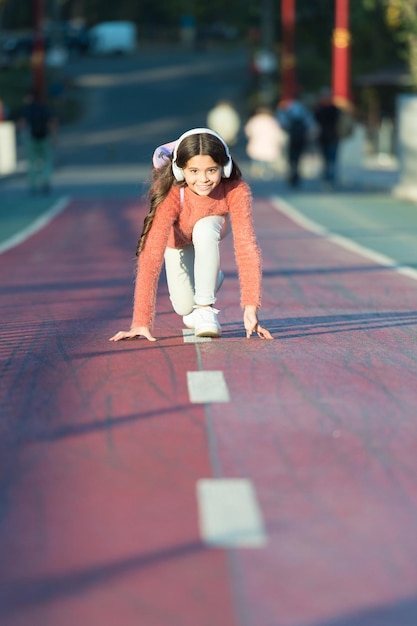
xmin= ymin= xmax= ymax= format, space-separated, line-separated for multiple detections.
xmin=2 ymin=182 xmax=417 ymax=625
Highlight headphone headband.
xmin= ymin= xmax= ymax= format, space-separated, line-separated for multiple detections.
xmin=172 ymin=127 xmax=232 ymax=181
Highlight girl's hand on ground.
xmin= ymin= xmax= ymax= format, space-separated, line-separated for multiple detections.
xmin=243 ymin=306 xmax=273 ymax=340
xmin=252 ymin=323 xmax=273 ymax=340
xmin=109 ymin=326 xmax=156 ymax=342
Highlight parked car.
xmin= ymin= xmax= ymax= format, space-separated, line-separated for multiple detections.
xmin=89 ymin=21 xmax=137 ymax=55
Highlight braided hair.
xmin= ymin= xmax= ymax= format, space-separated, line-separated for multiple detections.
xmin=135 ymin=161 xmax=179 ymax=256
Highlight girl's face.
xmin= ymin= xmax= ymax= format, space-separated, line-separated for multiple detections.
xmin=182 ymin=155 xmax=222 ymax=196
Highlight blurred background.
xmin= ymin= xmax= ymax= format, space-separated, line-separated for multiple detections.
xmin=0 ymin=0 xmax=415 ymax=175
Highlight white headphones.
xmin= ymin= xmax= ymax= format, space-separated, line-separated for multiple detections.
xmin=171 ymin=127 xmax=233 ymax=182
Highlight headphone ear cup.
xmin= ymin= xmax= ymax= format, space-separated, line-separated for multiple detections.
xmin=172 ymin=160 xmax=185 ymax=181
xmin=222 ymin=159 xmax=232 ymax=178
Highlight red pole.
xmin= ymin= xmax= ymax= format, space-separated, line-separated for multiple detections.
xmin=332 ymin=0 xmax=351 ymax=107
xmin=281 ymin=0 xmax=296 ymax=103
xmin=32 ymin=0 xmax=46 ymax=98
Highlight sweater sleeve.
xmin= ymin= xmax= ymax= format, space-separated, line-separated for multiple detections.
xmin=131 ymin=190 xmax=179 ymax=330
xmin=227 ymin=181 xmax=262 ymax=309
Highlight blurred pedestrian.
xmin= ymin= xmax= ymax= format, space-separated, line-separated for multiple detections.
xmin=277 ymin=96 xmax=316 ymax=188
xmin=0 ymin=98 xmax=9 ymax=121
xmin=314 ymin=87 xmax=343 ymax=187
xmin=207 ymin=100 xmax=241 ymax=146
xmin=18 ymin=90 xmax=57 ymax=194
xmin=244 ymin=106 xmax=285 ymax=179
xmin=109 ymin=128 xmax=273 ymax=342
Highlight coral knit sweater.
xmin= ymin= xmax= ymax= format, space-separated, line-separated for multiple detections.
xmin=132 ymin=178 xmax=262 ymax=330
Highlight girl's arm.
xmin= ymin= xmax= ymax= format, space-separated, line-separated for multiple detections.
xmin=228 ymin=181 xmax=273 ymax=340
xmin=133 ymin=200 xmax=177 ymax=327
xmin=110 ymin=193 xmax=178 ymax=341
xmin=228 ymin=181 xmax=262 ymax=308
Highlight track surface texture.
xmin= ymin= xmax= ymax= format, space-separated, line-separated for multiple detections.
xmin=1 ymin=193 xmax=417 ymax=626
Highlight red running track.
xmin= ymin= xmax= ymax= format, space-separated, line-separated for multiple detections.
xmin=1 ymin=194 xmax=417 ymax=626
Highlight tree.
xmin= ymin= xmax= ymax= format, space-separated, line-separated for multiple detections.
xmin=275 ymin=0 xmax=403 ymax=96
xmin=366 ymin=0 xmax=417 ymax=91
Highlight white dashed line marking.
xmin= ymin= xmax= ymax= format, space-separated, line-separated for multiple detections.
xmin=187 ymin=371 xmax=230 ymax=403
xmin=271 ymin=195 xmax=417 ymax=282
xmin=197 ymin=479 xmax=267 ymax=547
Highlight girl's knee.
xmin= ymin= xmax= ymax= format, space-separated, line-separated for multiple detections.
xmin=170 ymin=297 xmax=194 ymax=316
xmin=192 ymin=216 xmax=225 ymax=244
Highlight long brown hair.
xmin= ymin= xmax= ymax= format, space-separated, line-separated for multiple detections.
xmin=135 ymin=132 xmax=242 ymax=256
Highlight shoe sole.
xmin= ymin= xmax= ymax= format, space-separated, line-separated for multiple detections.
xmin=195 ymin=325 xmax=221 ymax=338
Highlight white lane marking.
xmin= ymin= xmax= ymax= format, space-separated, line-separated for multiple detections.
xmin=182 ymin=329 xmax=212 ymax=343
xmin=187 ymin=370 xmax=230 ymax=403
xmin=197 ymin=479 xmax=267 ymax=548
xmin=271 ymin=195 xmax=417 ymax=282
xmin=0 ymin=196 xmax=71 ymax=254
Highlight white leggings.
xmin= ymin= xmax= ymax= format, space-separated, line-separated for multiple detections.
xmin=164 ymin=215 xmax=230 ymax=316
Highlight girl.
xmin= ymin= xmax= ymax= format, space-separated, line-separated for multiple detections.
xmin=110 ymin=128 xmax=272 ymax=342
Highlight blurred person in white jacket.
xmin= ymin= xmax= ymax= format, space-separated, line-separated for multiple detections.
xmin=245 ymin=106 xmax=286 ymax=179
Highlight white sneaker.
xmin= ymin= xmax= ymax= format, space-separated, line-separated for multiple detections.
xmin=182 ymin=271 xmax=224 ymax=331
xmin=183 ymin=311 xmax=195 ymax=329
xmin=194 ymin=306 xmax=221 ymax=338
xmin=183 ymin=306 xmax=221 ymax=337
